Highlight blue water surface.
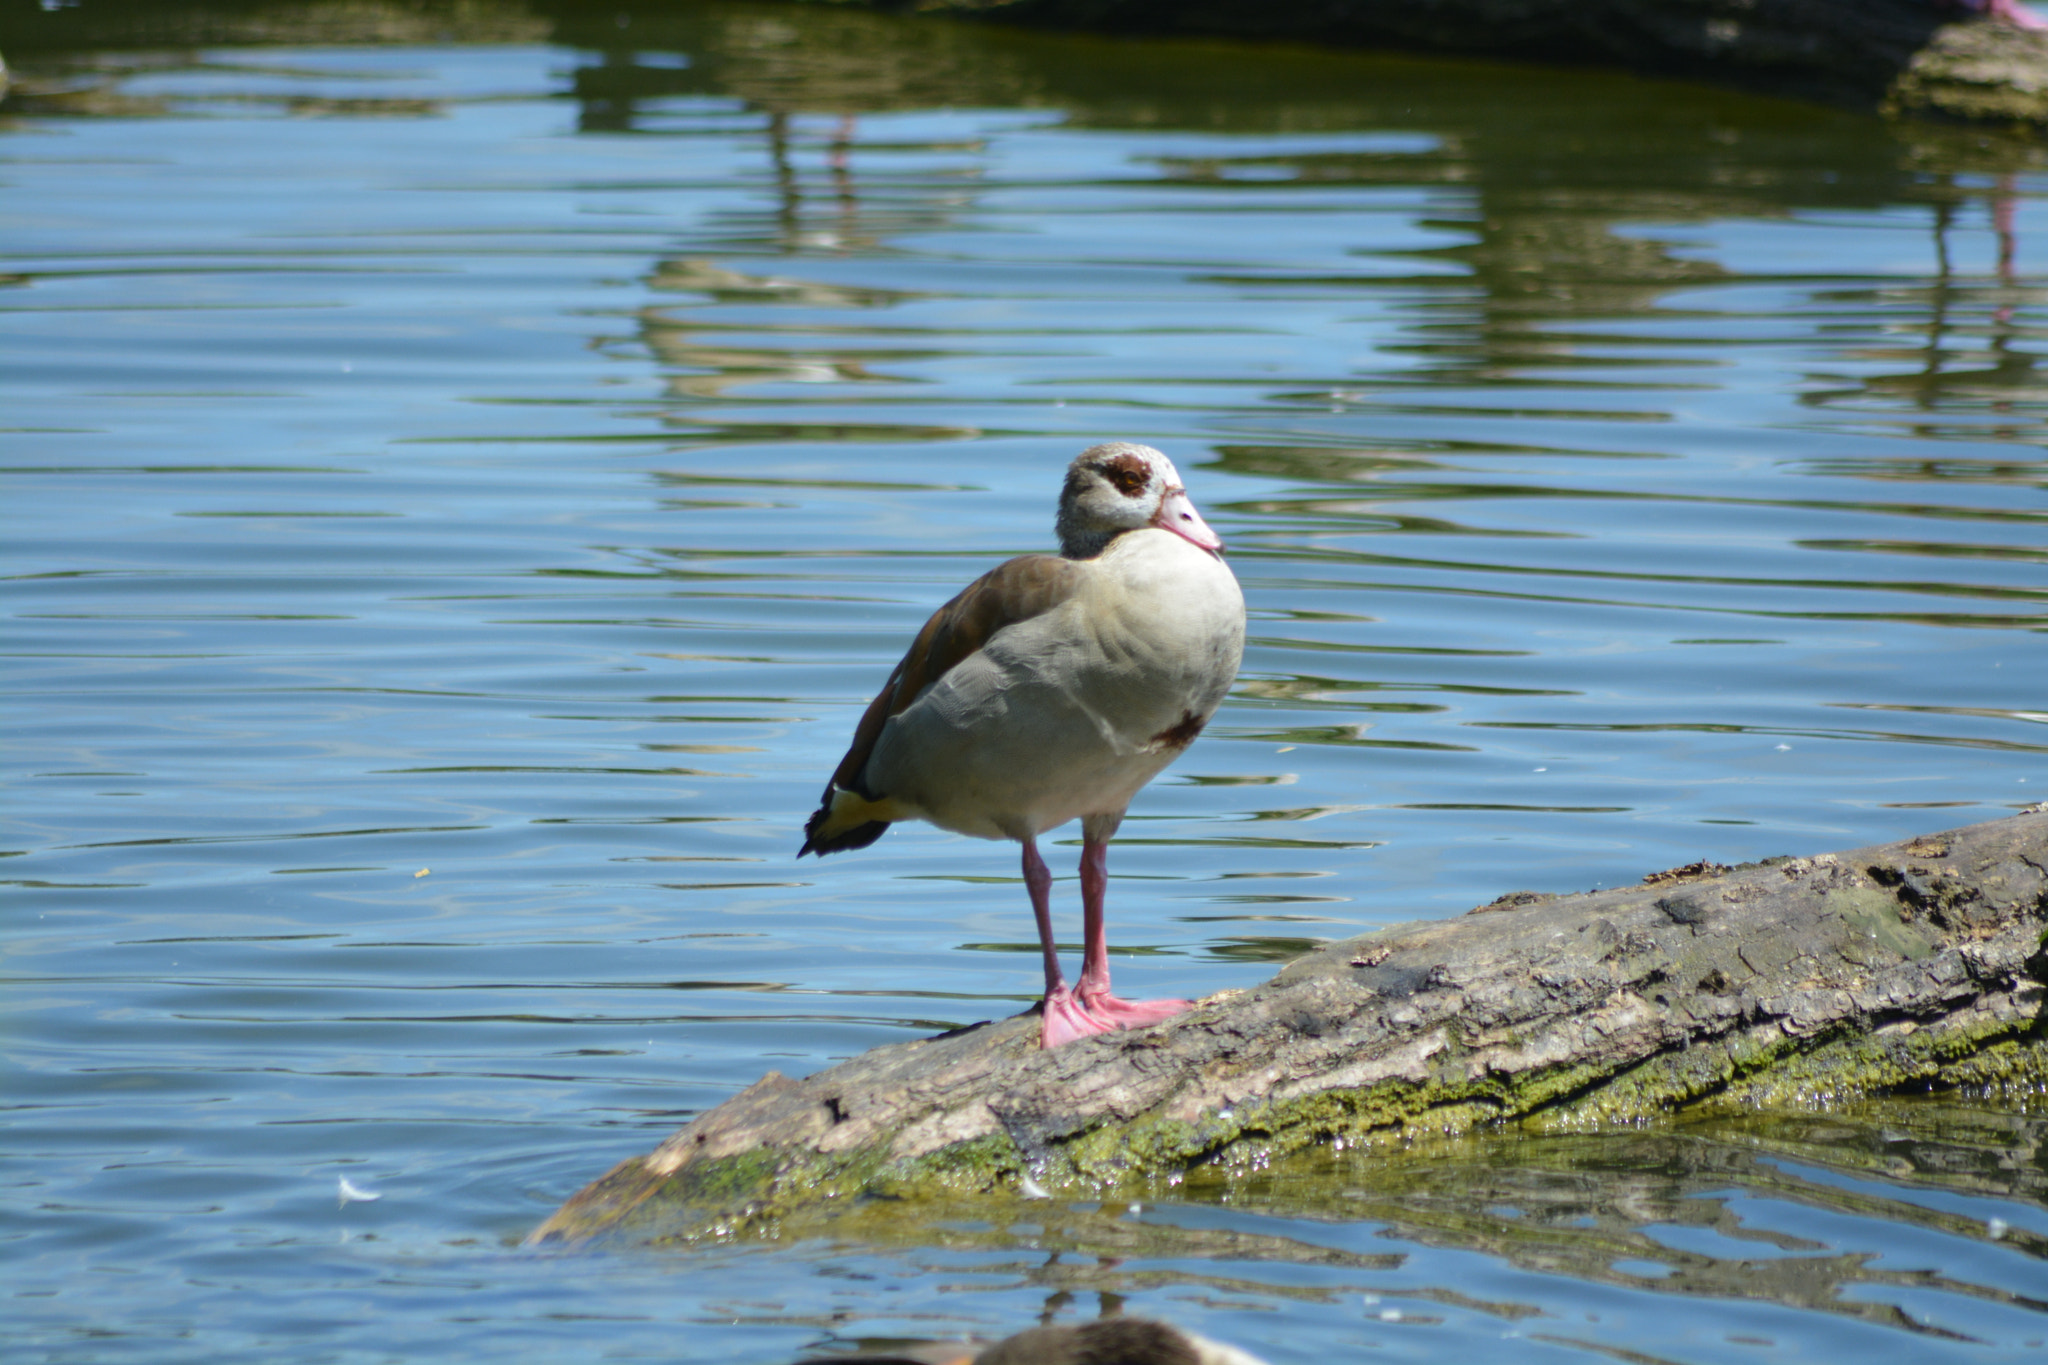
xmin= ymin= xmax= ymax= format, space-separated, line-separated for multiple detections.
xmin=3 ymin=6 xmax=2044 ymax=1362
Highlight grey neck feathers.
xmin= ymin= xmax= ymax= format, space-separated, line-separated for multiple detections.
xmin=1056 ymin=515 xmax=1123 ymax=559
xmin=1055 ymin=469 xmax=1127 ymax=559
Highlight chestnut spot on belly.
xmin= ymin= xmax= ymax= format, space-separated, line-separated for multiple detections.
xmin=1152 ymin=709 xmax=1206 ymax=749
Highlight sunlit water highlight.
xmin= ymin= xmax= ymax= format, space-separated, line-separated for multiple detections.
xmin=2 ymin=4 xmax=2044 ymax=1361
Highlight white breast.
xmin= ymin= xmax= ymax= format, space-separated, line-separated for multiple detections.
xmin=866 ymin=529 xmax=1245 ymax=841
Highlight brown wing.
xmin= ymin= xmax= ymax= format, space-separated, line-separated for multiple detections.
xmin=799 ymin=553 xmax=1084 ymax=856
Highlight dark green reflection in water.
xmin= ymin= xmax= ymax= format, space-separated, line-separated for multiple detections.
xmin=712 ymin=1091 xmax=2047 ymax=1351
xmin=530 ymin=1 xmax=2044 ymax=421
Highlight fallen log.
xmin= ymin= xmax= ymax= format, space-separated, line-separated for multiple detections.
xmin=530 ymin=809 xmax=2047 ymax=1247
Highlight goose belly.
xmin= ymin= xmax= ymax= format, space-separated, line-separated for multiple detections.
xmin=866 ymin=658 xmax=1184 ymax=839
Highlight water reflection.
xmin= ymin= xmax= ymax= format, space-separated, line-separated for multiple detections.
xmin=562 ymin=2 xmax=2046 ymax=429
xmin=719 ymin=1093 xmax=2048 ymax=1358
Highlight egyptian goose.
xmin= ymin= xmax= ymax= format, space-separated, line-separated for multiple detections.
xmin=800 ymin=443 xmax=1246 ymax=1048
xmin=794 ymin=1316 xmax=1271 ymax=1365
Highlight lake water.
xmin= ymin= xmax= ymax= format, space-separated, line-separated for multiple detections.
xmin=3 ymin=3 xmax=2044 ymax=1361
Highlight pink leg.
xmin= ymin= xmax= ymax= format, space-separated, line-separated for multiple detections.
xmin=1023 ymin=840 xmax=1102 ymax=1048
xmin=1995 ymin=176 xmax=2019 ymax=285
xmin=1072 ymin=834 xmax=1190 ymax=1030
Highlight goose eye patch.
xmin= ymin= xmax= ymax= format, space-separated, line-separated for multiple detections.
xmin=1101 ymin=454 xmax=1149 ymax=496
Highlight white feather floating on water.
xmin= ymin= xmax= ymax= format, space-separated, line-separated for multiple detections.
xmin=337 ymin=1176 xmax=382 ymax=1208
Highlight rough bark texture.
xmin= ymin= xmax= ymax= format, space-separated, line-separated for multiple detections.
xmin=531 ymin=809 xmax=2048 ymax=1246
xmin=801 ymin=0 xmax=2048 ymax=129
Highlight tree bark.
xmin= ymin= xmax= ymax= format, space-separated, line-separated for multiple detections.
xmin=530 ymin=808 xmax=2048 ymax=1246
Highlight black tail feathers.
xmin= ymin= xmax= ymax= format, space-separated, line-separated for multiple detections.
xmin=799 ymin=804 xmax=891 ymax=857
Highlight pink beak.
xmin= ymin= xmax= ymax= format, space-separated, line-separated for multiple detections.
xmin=1152 ymin=485 xmax=1224 ymax=553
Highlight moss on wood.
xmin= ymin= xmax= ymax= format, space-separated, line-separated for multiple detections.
xmin=531 ymin=810 xmax=2046 ymax=1247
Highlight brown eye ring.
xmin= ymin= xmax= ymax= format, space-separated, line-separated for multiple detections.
xmin=1100 ymin=453 xmax=1149 ymax=496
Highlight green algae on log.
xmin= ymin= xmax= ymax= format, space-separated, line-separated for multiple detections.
xmin=529 ymin=811 xmax=2047 ymax=1247
xmin=664 ymin=1095 xmax=2043 ymax=1329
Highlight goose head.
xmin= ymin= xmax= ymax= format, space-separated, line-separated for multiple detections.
xmin=1055 ymin=442 xmax=1224 ymax=559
